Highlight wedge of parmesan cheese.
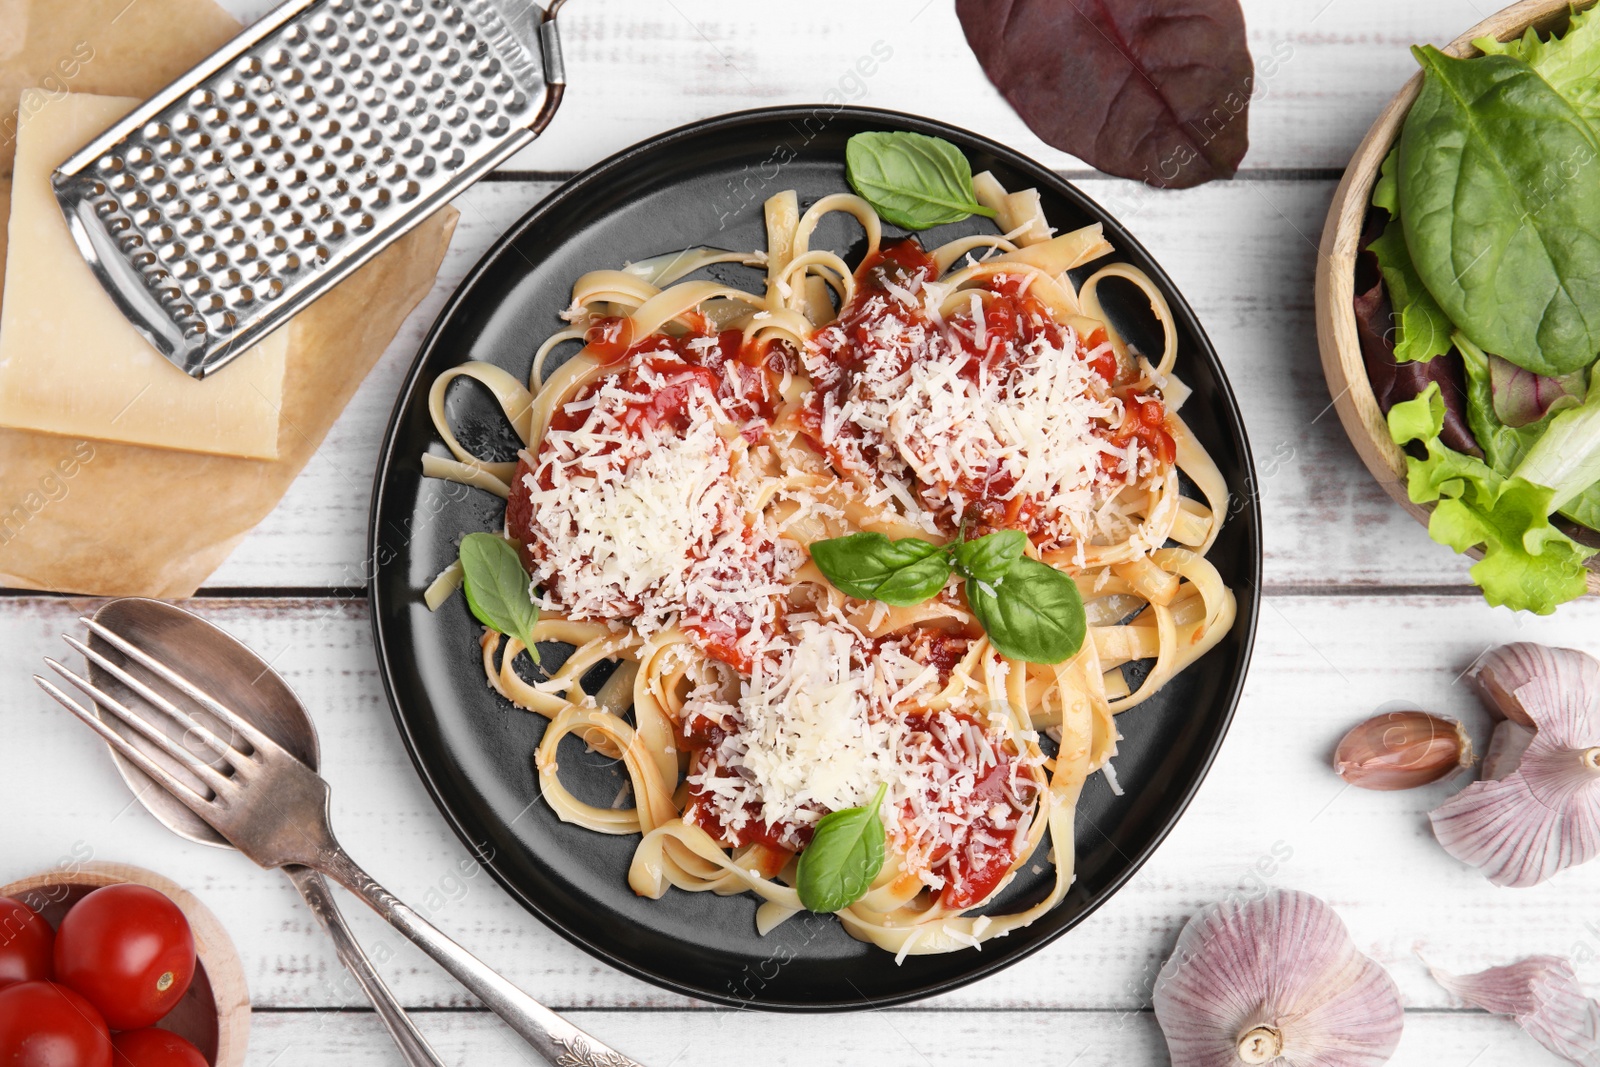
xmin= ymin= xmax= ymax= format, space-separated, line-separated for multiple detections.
xmin=0 ymin=90 xmax=287 ymax=459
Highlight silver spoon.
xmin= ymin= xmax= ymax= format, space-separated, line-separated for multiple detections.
xmin=82 ymin=598 xmax=443 ymax=1067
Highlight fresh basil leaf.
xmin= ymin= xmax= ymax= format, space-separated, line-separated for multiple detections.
xmin=1399 ymin=46 xmax=1600 ymax=376
xmin=949 ymin=529 xmax=1026 ymax=586
xmin=809 ymin=532 xmax=951 ymax=606
xmin=459 ymin=532 xmax=540 ymax=658
xmin=795 ymin=784 xmax=888 ymax=913
xmin=845 ymin=131 xmax=997 ymax=231
xmin=968 ymin=557 xmax=1087 ymax=664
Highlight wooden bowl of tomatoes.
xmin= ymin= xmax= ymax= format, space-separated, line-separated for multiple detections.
xmin=0 ymin=861 xmax=248 ymax=1067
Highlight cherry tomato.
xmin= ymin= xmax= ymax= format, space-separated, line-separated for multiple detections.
xmin=53 ymin=886 xmax=195 ymax=1031
xmin=109 ymin=1029 xmax=206 ymax=1067
xmin=0 ymin=980 xmax=112 ymax=1067
xmin=0 ymin=896 xmax=54 ymax=989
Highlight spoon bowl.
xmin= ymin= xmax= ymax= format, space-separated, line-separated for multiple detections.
xmin=89 ymin=598 xmax=318 ymax=847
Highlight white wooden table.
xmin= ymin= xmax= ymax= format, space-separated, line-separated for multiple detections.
xmin=5 ymin=1 xmax=1593 ymax=1063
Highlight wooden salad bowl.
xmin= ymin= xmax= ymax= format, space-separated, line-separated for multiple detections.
xmin=0 ymin=861 xmax=250 ymax=1067
xmin=1314 ymin=0 xmax=1600 ymax=591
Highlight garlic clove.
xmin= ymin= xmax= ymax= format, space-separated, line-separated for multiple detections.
xmin=1432 ymin=643 xmax=1600 ymax=887
xmin=1475 ymin=642 xmax=1598 ymax=728
xmin=1483 ymin=719 xmax=1537 ymax=781
xmin=1152 ymin=888 xmax=1404 ymax=1067
xmin=1334 ymin=710 xmax=1473 ymax=790
xmin=1430 ymin=955 xmax=1600 ymax=1065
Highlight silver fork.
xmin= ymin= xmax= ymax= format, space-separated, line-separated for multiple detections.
xmin=37 ymin=615 xmax=646 ymax=1067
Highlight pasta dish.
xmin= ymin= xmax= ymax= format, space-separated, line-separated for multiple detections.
xmin=421 ymin=144 xmax=1236 ymax=959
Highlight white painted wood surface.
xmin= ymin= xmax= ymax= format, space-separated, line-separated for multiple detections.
xmin=2 ymin=1 xmax=1594 ymax=1064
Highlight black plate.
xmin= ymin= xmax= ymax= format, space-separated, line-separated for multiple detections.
xmin=368 ymin=106 xmax=1261 ymax=1010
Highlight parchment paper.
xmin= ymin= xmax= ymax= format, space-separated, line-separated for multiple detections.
xmin=0 ymin=0 xmax=460 ymax=597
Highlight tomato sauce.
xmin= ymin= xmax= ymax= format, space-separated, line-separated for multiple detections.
xmin=798 ymin=236 xmax=1173 ymax=547
xmin=680 ymin=712 xmax=812 ymax=853
xmin=504 ymin=324 xmax=785 ymax=668
xmin=901 ymin=710 xmax=1036 ymax=910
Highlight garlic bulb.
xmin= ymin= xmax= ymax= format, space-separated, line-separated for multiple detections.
xmin=1334 ymin=710 xmax=1472 ymax=790
xmin=1432 ymin=642 xmax=1600 ymax=887
xmin=1474 ymin=643 xmax=1587 ymax=727
xmin=1430 ymin=955 xmax=1600 ymax=1065
xmin=1152 ymin=889 xmax=1404 ymax=1066
xmin=1482 ymin=719 xmax=1536 ymax=781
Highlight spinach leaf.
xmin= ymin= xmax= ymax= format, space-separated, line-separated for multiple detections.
xmin=1399 ymin=46 xmax=1600 ymax=376
xmin=967 ymin=557 xmax=1087 ymax=664
xmin=845 ymin=132 xmax=996 ymax=231
xmin=808 ymin=531 xmax=951 ymax=606
xmin=459 ymin=532 xmax=540 ymax=658
xmin=1367 ymin=150 xmax=1452 ymax=363
xmin=956 ymin=0 xmax=1253 ymax=189
xmin=795 ymin=784 xmax=888 ymax=913
xmin=1476 ymin=7 xmax=1600 ymax=127
xmin=949 ymin=529 xmax=1026 ymax=586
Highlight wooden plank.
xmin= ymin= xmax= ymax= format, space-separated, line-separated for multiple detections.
xmin=158 ymin=176 xmax=1471 ymax=592
xmin=207 ymin=0 xmax=1514 ymax=174
xmin=243 ymin=1008 xmax=1563 ymax=1067
xmin=4 ymin=594 xmax=1597 ymax=1012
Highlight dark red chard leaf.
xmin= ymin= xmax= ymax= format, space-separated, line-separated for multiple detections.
xmin=955 ymin=0 xmax=1253 ymax=189
xmin=1354 ymin=222 xmax=1480 ymax=457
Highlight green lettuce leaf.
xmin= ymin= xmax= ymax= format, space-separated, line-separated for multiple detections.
xmin=1388 ymin=383 xmax=1594 ymax=613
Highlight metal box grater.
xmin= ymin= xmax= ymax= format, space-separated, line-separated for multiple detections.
xmin=51 ymin=0 xmax=566 ymax=378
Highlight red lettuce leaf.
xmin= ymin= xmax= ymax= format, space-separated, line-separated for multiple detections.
xmin=1354 ymin=216 xmax=1480 ymax=457
xmin=955 ymin=0 xmax=1253 ymax=189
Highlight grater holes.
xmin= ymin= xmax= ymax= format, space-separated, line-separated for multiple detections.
xmin=110 ymin=173 xmax=136 ymax=194
xmin=235 ymin=55 xmax=263 ymax=77
xmin=504 ymin=90 xmax=528 ymax=114
xmin=311 ymin=13 xmax=339 ymax=37
xmin=397 ymin=179 xmax=421 ymax=202
xmin=441 ymin=146 xmax=465 ymax=170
